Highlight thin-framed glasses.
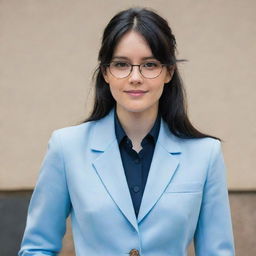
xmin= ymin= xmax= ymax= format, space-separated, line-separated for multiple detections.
xmin=104 ymin=60 xmax=168 ymax=79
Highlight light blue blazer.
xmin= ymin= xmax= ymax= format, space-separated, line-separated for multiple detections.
xmin=19 ymin=109 xmax=235 ymax=256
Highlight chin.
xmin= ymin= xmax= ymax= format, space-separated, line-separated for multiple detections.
xmin=120 ymin=105 xmax=155 ymax=115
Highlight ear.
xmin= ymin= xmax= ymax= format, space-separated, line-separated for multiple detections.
xmin=164 ymin=65 xmax=175 ymax=84
xmin=101 ymin=66 xmax=109 ymax=84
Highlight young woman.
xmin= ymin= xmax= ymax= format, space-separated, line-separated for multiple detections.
xmin=19 ymin=7 xmax=235 ymax=256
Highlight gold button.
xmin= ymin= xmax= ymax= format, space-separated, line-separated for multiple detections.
xmin=129 ymin=248 xmax=140 ymax=256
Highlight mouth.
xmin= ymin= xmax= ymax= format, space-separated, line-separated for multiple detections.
xmin=124 ymin=90 xmax=148 ymax=97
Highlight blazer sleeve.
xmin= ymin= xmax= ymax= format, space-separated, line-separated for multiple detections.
xmin=194 ymin=140 xmax=235 ymax=256
xmin=18 ymin=131 xmax=71 ymax=256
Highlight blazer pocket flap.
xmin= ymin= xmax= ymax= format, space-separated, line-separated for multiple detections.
xmin=165 ymin=182 xmax=203 ymax=193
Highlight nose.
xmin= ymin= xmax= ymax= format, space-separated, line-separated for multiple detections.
xmin=128 ymin=65 xmax=143 ymax=84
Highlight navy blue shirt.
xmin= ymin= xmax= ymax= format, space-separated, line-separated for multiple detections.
xmin=114 ymin=110 xmax=161 ymax=218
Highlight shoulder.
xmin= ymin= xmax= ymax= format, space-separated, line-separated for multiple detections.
xmin=180 ymin=137 xmax=224 ymax=176
xmin=183 ymin=136 xmax=221 ymax=152
xmin=171 ymin=134 xmax=223 ymax=168
xmin=181 ymin=136 xmax=222 ymax=157
xmin=48 ymin=110 xmax=116 ymax=153
xmin=49 ymin=120 xmax=97 ymax=146
xmin=160 ymin=120 xmax=221 ymax=156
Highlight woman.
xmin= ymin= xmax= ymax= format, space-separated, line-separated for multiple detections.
xmin=19 ymin=7 xmax=235 ymax=256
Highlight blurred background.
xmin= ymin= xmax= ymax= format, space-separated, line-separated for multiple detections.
xmin=0 ymin=0 xmax=255 ymax=255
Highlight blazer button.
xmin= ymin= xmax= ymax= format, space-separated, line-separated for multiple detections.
xmin=129 ymin=248 xmax=140 ymax=256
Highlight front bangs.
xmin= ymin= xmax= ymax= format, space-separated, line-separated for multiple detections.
xmin=102 ymin=24 xmax=132 ymax=64
xmin=135 ymin=23 xmax=172 ymax=65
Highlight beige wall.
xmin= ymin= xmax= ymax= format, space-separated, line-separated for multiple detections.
xmin=1 ymin=0 xmax=255 ymax=190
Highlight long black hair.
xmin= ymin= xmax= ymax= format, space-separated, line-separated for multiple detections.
xmin=82 ymin=7 xmax=220 ymax=140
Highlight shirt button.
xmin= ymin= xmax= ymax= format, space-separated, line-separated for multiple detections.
xmin=133 ymin=186 xmax=140 ymax=193
xmin=134 ymin=158 xmax=140 ymax=164
xmin=129 ymin=249 xmax=140 ymax=256
xmin=125 ymin=139 xmax=132 ymax=147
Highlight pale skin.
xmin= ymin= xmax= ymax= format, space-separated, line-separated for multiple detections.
xmin=103 ymin=31 xmax=174 ymax=152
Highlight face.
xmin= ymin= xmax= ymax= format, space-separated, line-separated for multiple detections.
xmin=103 ymin=30 xmax=173 ymax=118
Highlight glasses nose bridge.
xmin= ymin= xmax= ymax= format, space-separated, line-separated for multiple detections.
xmin=130 ymin=64 xmax=142 ymax=77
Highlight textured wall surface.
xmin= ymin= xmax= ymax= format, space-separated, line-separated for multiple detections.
xmin=1 ymin=0 xmax=256 ymax=190
xmin=1 ymin=191 xmax=255 ymax=256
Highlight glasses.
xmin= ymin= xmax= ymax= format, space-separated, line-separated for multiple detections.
xmin=104 ymin=60 xmax=167 ymax=79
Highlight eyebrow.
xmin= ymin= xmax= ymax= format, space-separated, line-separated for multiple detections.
xmin=112 ymin=56 xmax=156 ymax=61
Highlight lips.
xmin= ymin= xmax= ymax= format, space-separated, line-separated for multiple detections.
xmin=126 ymin=90 xmax=147 ymax=93
xmin=125 ymin=90 xmax=148 ymax=96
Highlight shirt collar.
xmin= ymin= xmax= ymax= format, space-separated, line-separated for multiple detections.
xmin=114 ymin=108 xmax=161 ymax=145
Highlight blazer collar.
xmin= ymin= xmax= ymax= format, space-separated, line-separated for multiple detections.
xmin=90 ymin=108 xmax=182 ymax=154
xmin=89 ymin=109 xmax=116 ymax=152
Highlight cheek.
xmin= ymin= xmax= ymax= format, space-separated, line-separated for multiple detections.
xmin=150 ymin=81 xmax=165 ymax=98
xmin=108 ymin=83 xmax=123 ymax=101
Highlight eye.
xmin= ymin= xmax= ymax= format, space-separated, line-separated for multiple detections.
xmin=143 ymin=62 xmax=160 ymax=69
xmin=111 ymin=61 xmax=130 ymax=68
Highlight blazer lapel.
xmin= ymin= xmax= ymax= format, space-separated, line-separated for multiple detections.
xmin=90 ymin=109 xmax=139 ymax=232
xmin=89 ymin=109 xmax=182 ymax=229
xmin=137 ymin=120 xmax=181 ymax=223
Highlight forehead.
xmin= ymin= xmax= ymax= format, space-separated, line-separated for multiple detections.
xmin=113 ymin=30 xmax=154 ymax=60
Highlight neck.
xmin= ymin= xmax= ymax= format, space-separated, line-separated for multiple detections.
xmin=116 ymin=106 xmax=158 ymax=143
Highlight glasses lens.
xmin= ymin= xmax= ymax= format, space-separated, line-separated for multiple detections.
xmin=141 ymin=61 xmax=163 ymax=78
xmin=109 ymin=61 xmax=131 ymax=78
xmin=108 ymin=61 xmax=163 ymax=78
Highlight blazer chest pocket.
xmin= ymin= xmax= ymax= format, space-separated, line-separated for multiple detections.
xmin=164 ymin=182 xmax=203 ymax=193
